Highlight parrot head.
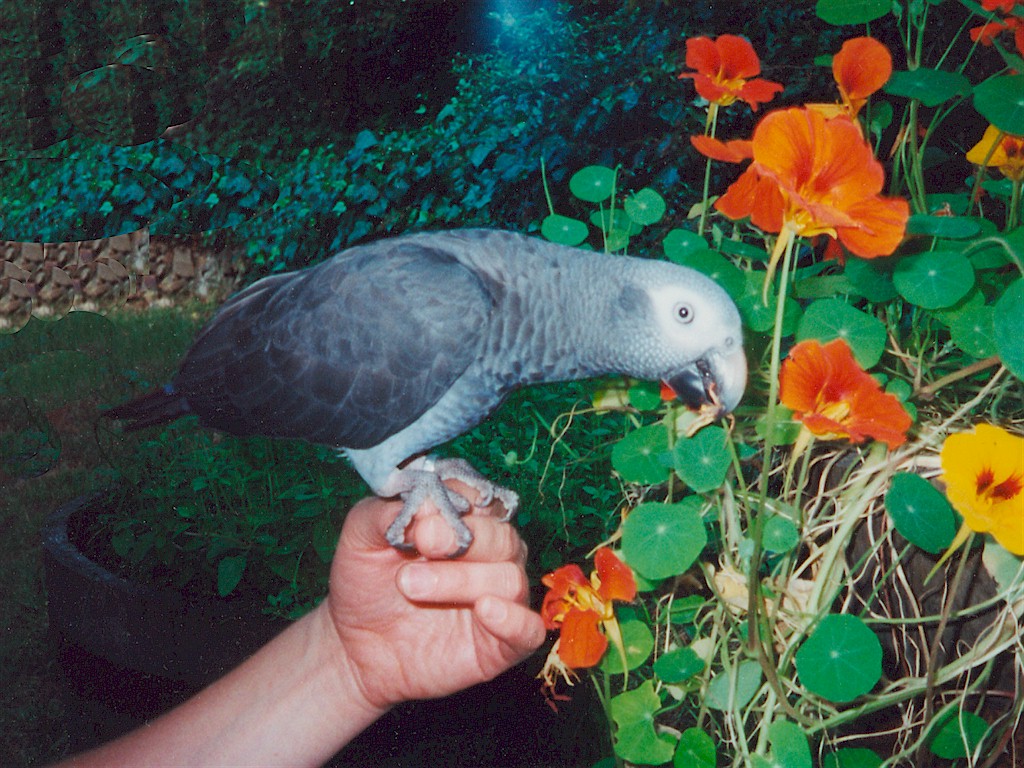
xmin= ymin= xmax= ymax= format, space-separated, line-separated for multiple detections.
xmin=615 ymin=263 xmax=747 ymax=419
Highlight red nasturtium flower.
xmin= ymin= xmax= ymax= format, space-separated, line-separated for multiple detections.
xmin=779 ymin=338 xmax=912 ymax=449
xmin=540 ymin=547 xmax=637 ymax=669
xmin=677 ymin=34 xmax=783 ymax=112
xmin=970 ymin=1 xmax=1024 ymax=56
xmin=691 ymin=107 xmax=909 ymax=288
xmin=967 ymin=125 xmax=1024 ymax=181
xmin=940 ymin=424 xmax=1024 ymax=555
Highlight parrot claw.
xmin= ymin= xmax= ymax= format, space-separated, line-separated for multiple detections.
xmin=381 ymin=457 xmax=519 ymax=556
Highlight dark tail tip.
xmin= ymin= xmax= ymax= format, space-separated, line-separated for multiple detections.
xmin=104 ymin=384 xmax=191 ymax=431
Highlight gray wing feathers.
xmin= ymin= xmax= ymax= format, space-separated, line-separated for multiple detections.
xmin=174 ymin=241 xmax=492 ymax=449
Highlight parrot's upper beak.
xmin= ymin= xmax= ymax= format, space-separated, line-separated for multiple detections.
xmin=664 ymin=344 xmax=747 ymax=418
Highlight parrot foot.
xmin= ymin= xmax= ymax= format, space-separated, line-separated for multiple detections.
xmin=382 ymin=457 xmax=519 ymax=556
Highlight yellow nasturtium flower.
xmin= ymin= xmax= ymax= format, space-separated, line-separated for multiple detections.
xmin=966 ymin=125 xmax=1024 ymax=182
xmin=940 ymin=424 xmax=1024 ymax=556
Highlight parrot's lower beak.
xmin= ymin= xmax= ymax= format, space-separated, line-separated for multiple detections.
xmin=664 ymin=346 xmax=747 ymax=418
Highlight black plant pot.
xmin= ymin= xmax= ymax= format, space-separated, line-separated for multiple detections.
xmin=42 ymin=494 xmax=288 ymax=753
xmin=43 ymin=495 xmax=606 ymax=766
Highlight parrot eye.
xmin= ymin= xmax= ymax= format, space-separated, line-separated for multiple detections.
xmin=674 ymin=303 xmax=694 ymax=324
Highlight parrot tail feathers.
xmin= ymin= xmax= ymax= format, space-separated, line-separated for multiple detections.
xmin=104 ymin=384 xmax=191 ymax=430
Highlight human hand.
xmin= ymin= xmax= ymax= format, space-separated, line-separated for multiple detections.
xmin=318 ymin=484 xmax=546 ymax=712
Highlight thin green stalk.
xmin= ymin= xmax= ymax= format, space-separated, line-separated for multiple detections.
xmin=697 ymin=104 xmax=719 ymax=238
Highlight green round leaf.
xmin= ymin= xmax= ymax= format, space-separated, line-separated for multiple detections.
xmin=624 ymin=188 xmax=666 ymax=226
xmin=892 ymin=251 xmax=974 ymax=309
xmin=628 ymin=380 xmax=663 ymax=411
xmin=815 ymin=0 xmax=890 ymax=24
xmin=612 ymin=424 xmax=672 ymax=485
xmin=653 ymin=646 xmax=705 ymax=684
xmin=928 ymin=709 xmax=990 ymax=759
xmin=541 ymin=213 xmax=589 ymax=247
xmin=905 ymin=214 xmax=980 ymax=239
xmin=663 ymin=228 xmax=709 ymax=262
xmin=601 ymin=617 xmax=654 ymax=674
xmin=766 ymin=720 xmax=812 ymax=768
xmin=994 ymin=279 xmax=1024 ymax=380
xmin=795 ymin=614 xmax=882 ymax=702
xmin=570 ymin=165 xmax=616 ymax=203
xmin=949 ymin=305 xmax=996 ymax=359
xmin=674 ymin=728 xmax=716 ymax=768
xmin=823 ymin=748 xmax=883 ymax=768
xmin=844 ymin=258 xmax=897 ymax=302
xmin=884 ymin=68 xmax=971 ymax=108
xmin=705 ymin=658 xmax=763 ymax=711
xmin=590 ymin=208 xmax=639 ymax=234
xmin=973 ymin=74 xmax=1024 ymax=135
xmin=763 ymin=515 xmax=800 ymax=554
xmin=668 ymin=248 xmax=746 ymax=299
xmin=611 ymin=681 xmax=677 ymax=765
xmin=796 ymin=298 xmax=887 ymax=368
xmin=673 ymin=425 xmax=731 ymax=493
xmin=622 ymin=499 xmax=708 ymax=580
xmin=885 ymin=472 xmax=957 ymax=554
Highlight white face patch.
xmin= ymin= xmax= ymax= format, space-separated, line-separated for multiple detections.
xmin=646 ymin=283 xmax=720 ymax=354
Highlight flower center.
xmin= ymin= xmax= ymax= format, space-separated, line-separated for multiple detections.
xmin=976 ymin=466 xmax=1024 ymax=503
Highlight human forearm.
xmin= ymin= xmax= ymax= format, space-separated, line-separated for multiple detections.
xmin=60 ymin=602 xmax=385 ymax=768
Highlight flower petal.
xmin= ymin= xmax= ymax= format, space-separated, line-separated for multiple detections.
xmin=594 ymin=547 xmax=637 ymax=603
xmin=557 ymin=609 xmax=608 ymax=668
xmin=540 ymin=564 xmax=588 ymax=629
xmin=833 ymin=37 xmax=892 ymax=114
xmin=690 ymin=135 xmax=754 ymax=163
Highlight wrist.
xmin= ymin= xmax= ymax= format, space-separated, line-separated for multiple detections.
xmin=308 ymin=600 xmax=392 ymax=724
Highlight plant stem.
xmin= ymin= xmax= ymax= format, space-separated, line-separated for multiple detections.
xmin=915 ymin=355 xmax=1001 ymax=400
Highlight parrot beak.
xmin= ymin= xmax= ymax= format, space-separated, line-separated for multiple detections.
xmin=664 ymin=345 xmax=747 ymax=418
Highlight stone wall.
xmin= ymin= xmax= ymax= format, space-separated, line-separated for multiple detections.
xmin=0 ymin=231 xmax=248 ymax=332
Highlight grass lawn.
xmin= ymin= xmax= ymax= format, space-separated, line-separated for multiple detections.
xmin=0 ymin=306 xmax=205 ymax=765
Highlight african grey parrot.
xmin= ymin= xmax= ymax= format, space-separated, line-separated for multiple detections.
xmin=106 ymin=229 xmax=746 ymax=553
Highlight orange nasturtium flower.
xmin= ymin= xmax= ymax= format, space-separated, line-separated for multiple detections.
xmin=779 ymin=338 xmax=912 ymax=451
xmin=829 ymin=37 xmax=893 ymax=119
xmin=540 ymin=547 xmax=637 ymax=670
xmin=967 ymin=125 xmax=1024 ymax=182
xmin=940 ymin=424 xmax=1024 ymax=556
xmin=677 ymin=34 xmax=783 ymax=112
xmin=692 ymin=107 xmax=909 ymax=290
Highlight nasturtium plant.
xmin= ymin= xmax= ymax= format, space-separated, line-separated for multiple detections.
xmin=653 ymin=646 xmax=705 ymax=684
xmin=892 ymin=251 xmax=975 ymax=309
xmin=972 ymin=74 xmax=1024 ymax=135
xmin=885 ymin=472 xmax=958 ymax=554
xmin=610 ymin=680 xmax=677 ymax=765
xmin=624 ymin=187 xmax=666 ymax=226
xmin=705 ymin=659 xmax=763 ymax=711
xmin=673 ymin=727 xmax=716 ymax=768
xmin=750 ymin=720 xmax=811 ymax=768
xmin=672 ymin=425 xmax=731 ymax=493
xmin=541 ymin=213 xmax=589 ymax=247
xmin=621 ymin=499 xmax=707 ymax=581
xmin=611 ymin=424 xmax=671 ymax=485
xmin=600 ymin=616 xmax=654 ymax=674
xmin=795 ymin=614 xmax=882 ymax=702
xmin=927 ymin=709 xmax=991 ymax=759
xmin=822 ymin=747 xmax=883 ymax=768
xmin=569 ymin=165 xmax=616 ymax=203
xmin=993 ymin=279 xmax=1024 ymax=380
xmin=796 ymin=298 xmax=887 ymax=368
